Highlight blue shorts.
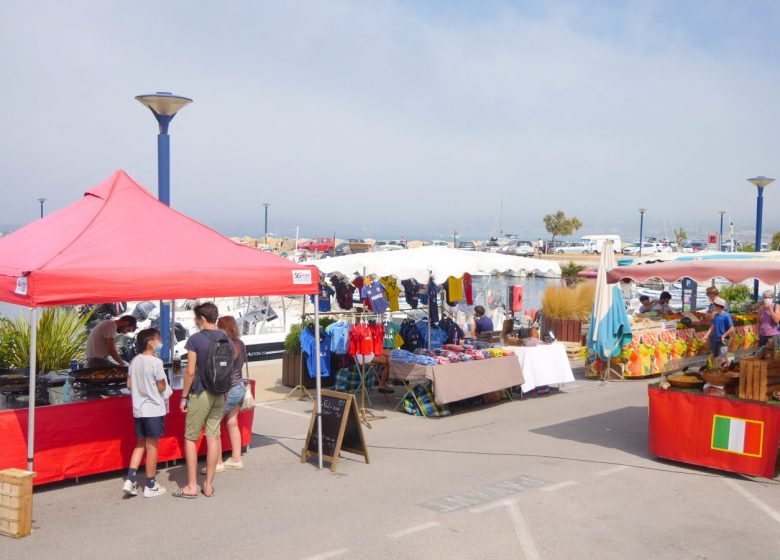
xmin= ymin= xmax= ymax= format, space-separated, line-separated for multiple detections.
xmin=224 ymin=382 xmax=246 ymax=415
xmin=134 ymin=416 xmax=166 ymax=438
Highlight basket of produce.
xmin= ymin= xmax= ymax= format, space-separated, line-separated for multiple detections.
xmin=667 ymin=374 xmax=704 ymax=389
xmin=701 ymin=371 xmax=738 ymax=387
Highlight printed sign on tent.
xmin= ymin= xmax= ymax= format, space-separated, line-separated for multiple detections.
xmin=292 ymin=269 xmax=313 ymax=285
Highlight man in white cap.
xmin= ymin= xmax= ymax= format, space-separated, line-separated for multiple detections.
xmin=704 ymin=297 xmax=734 ymax=366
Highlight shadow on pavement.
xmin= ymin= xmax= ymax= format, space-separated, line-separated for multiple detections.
xmin=530 ymin=405 xmax=650 ymax=458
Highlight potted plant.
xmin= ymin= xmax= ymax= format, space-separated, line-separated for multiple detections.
xmin=540 ymin=282 xmax=595 ymax=343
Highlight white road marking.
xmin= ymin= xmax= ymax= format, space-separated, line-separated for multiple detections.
xmin=540 ymin=480 xmax=579 ymax=492
xmin=388 ymin=521 xmax=440 ymax=538
xmin=596 ymin=465 xmax=629 ymax=476
xmin=724 ymin=479 xmax=780 ymax=524
xmin=301 ymin=548 xmax=350 ymax=560
xmin=506 ymin=500 xmax=542 ymax=560
xmin=471 ymin=499 xmax=541 ymax=560
xmin=255 ymin=403 xmax=310 ymax=418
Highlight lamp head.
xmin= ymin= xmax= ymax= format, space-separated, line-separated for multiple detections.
xmin=748 ymin=176 xmax=775 ymax=189
xmin=37 ymin=197 xmax=46 ymax=204
xmin=135 ymin=92 xmax=192 ymax=133
xmin=639 ymin=208 xmax=647 ymax=214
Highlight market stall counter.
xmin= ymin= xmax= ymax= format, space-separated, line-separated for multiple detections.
xmin=0 ymin=382 xmax=255 ymax=485
xmin=511 ymin=342 xmax=575 ymax=393
xmin=648 ymin=384 xmax=780 ymax=478
xmin=390 ymin=355 xmax=523 ymax=405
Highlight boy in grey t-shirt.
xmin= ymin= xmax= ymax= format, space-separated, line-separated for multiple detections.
xmin=123 ymin=328 xmax=170 ymax=498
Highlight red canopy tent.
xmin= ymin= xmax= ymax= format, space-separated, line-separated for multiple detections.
xmin=0 ymin=170 xmax=324 ymax=474
xmin=607 ymin=260 xmax=780 ymax=285
xmin=0 ymin=170 xmax=318 ymax=305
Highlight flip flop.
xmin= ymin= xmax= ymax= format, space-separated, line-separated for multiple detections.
xmin=377 ymin=387 xmax=394 ymax=394
xmin=172 ymin=489 xmax=198 ymax=499
xmin=201 ymin=487 xmax=214 ymax=498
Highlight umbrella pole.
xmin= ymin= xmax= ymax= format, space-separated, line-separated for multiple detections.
xmin=27 ymin=307 xmax=38 ymax=471
xmin=314 ymin=295 xmax=323 ymax=470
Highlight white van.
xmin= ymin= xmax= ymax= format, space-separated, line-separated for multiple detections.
xmin=582 ymin=235 xmax=622 ymax=254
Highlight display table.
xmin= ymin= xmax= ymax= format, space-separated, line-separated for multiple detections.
xmin=648 ymin=385 xmax=780 ymax=478
xmin=0 ymin=383 xmax=255 ymax=485
xmin=587 ymin=324 xmax=759 ymax=379
xmin=390 ymin=356 xmax=524 ymax=405
xmin=512 ymin=343 xmax=575 ymax=393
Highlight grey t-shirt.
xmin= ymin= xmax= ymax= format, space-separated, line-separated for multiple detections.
xmin=184 ymin=329 xmax=237 ymax=394
xmin=129 ymin=354 xmax=167 ymax=418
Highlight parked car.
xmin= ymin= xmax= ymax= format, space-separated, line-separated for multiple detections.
xmin=622 ymin=242 xmax=659 ymax=256
xmin=334 ymin=242 xmax=352 ymax=256
xmin=373 ymin=240 xmax=403 ymax=252
xmin=499 ymin=240 xmax=535 ymax=257
xmin=543 ymin=240 xmax=567 ymax=254
xmin=555 ymin=241 xmax=592 ymax=255
xmin=431 ymin=240 xmax=450 ymax=247
xmin=456 ymin=241 xmax=477 ymax=251
xmin=297 ymin=237 xmax=334 ymax=253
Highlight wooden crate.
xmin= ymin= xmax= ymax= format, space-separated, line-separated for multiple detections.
xmin=0 ymin=468 xmax=35 ymax=539
xmin=739 ymin=358 xmax=780 ymax=402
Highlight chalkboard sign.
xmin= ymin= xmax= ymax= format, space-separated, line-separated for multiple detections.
xmin=301 ymin=390 xmax=369 ymax=472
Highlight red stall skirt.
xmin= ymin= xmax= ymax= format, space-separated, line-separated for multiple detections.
xmin=648 ymin=385 xmax=780 ymax=478
xmin=0 ymin=383 xmax=255 ymax=485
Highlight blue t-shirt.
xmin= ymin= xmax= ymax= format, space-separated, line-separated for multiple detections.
xmin=299 ymin=326 xmax=331 ymax=378
xmin=310 ymin=285 xmax=335 ymax=313
xmin=475 ymin=316 xmax=494 ymax=335
xmin=362 ymin=282 xmax=390 ymax=315
xmin=325 ymin=322 xmax=350 ymax=355
xmin=711 ymin=312 xmax=734 ymax=340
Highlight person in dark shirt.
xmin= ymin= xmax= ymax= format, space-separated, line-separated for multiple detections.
xmin=472 ymin=305 xmax=494 ymax=336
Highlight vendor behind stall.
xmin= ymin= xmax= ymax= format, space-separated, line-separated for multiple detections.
xmin=473 ymin=305 xmax=494 ymax=336
xmin=650 ymin=291 xmax=674 ymax=315
xmin=86 ymin=315 xmax=137 ymax=367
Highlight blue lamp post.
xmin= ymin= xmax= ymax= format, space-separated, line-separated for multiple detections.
xmin=135 ymin=92 xmax=193 ymax=360
xmin=37 ymin=198 xmax=46 ymax=219
xmin=748 ymin=176 xmax=775 ymax=300
xmin=718 ymin=211 xmax=726 ymax=251
xmin=263 ymin=203 xmax=270 ymax=244
xmin=638 ymin=208 xmax=647 ymax=257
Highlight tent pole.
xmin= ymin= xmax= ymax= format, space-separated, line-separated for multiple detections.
xmin=170 ymin=300 xmax=176 ymax=361
xmin=27 ymin=307 xmax=38 ymax=472
xmin=314 ymin=294 xmax=323 ymax=470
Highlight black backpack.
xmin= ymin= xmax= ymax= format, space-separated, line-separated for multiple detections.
xmin=201 ymin=330 xmax=234 ymax=394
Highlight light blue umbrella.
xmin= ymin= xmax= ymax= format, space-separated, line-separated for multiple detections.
xmin=587 ymin=240 xmax=633 ymax=380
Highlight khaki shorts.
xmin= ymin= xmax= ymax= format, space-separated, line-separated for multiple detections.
xmin=185 ymin=390 xmax=226 ymax=441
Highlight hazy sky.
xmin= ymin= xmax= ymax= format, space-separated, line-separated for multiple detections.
xmin=1 ymin=1 xmax=779 ymax=242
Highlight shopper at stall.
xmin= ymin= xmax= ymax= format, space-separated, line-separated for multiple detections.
xmin=758 ymin=290 xmax=780 ymax=358
xmin=472 ymin=305 xmax=494 ymax=336
xmin=638 ymin=295 xmax=653 ymax=313
xmin=705 ymin=287 xmax=727 ymax=318
xmin=85 ymin=315 xmax=137 ymax=367
xmin=201 ymin=315 xmax=247 ymax=474
xmin=123 ymin=328 xmax=170 ymax=498
xmin=650 ymin=291 xmax=674 ymax=315
xmin=705 ymin=297 xmax=734 ymax=365
xmin=175 ymin=302 xmax=232 ymax=499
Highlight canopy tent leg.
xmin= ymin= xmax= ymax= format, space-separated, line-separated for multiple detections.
xmin=314 ymin=294 xmax=323 ymax=470
xmin=286 ymin=295 xmax=312 ymax=400
xmin=27 ymin=307 xmax=38 ymax=471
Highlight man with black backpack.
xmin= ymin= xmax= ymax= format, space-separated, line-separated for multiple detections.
xmin=174 ymin=302 xmax=234 ymax=499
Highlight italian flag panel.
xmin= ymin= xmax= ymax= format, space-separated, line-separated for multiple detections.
xmin=711 ymin=415 xmax=763 ymax=457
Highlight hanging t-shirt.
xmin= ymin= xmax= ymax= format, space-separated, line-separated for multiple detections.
xmin=299 ymin=325 xmax=331 ymax=377
xmin=463 ymin=273 xmax=473 ymax=305
xmin=401 ymin=279 xmax=420 ymax=309
xmin=447 ymin=277 xmax=465 ymax=304
xmin=383 ymin=322 xmax=401 ymax=349
xmin=380 ymin=276 xmax=401 ymax=311
xmin=310 ymin=283 xmax=335 ymax=312
xmin=331 ymin=274 xmax=356 ymax=310
xmin=349 ymin=323 xmax=376 ymax=357
xmin=325 ymin=321 xmax=351 ymax=355
xmin=363 ymin=281 xmax=390 ymax=315
xmin=427 ymin=280 xmax=440 ymax=323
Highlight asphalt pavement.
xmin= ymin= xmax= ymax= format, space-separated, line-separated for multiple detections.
xmin=3 ymin=368 xmax=780 ymax=559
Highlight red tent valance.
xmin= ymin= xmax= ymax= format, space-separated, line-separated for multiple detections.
xmin=0 ymin=170 xmax=318 ymax=306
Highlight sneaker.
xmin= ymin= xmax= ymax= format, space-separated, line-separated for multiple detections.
xmin=143 ymin=482 xmax=167 ymax=498
xmin=122 ymin=479 xmax=137 ymax=497
xmin=199 ymin=463 xmax=226 ymax=475
xmin=223 ymin=458 xmax=244 ymax=470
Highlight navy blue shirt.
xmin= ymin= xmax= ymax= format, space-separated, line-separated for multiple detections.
xmin=475 ymin=316 xmax=494 ymax=335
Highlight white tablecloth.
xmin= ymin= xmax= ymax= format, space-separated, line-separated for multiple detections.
xmin=512 ymin=343 xmax=575 ymax=392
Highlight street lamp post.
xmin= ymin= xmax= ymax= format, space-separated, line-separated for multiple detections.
xmin=718 ymin=211 xmax=726 ymax=251
xmin=638 ymin=208 xmax=647 ymax=257
xmin=748 ymin=176 xmax=775 ymax=299
xmin=37 ymin=198 xmax=46 ymax=219
xmin=136 ymin=92 xmax=193 ymax=361
xmin=263 ymin=203 xmax=270 ymax=245
xmin=453 ymin=228 xmax=457 ymax=248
